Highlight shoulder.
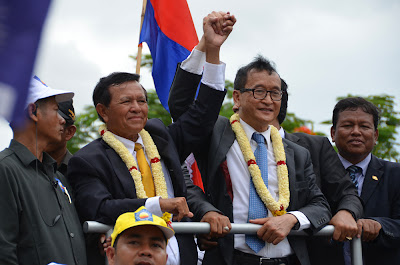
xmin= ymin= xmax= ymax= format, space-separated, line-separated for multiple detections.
xmin=292 ymin=132 xmax=328 ymax=144
xmin=73 ymin=138 xmax=105 ymax=158
xmin=375 ymin=156 xmax=400 ymax=172
xmin=283 ymin=138 xmax=310 ymax=154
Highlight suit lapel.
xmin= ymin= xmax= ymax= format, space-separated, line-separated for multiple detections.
xmin=208 ymin=119 xmax=235 ymax=184
xmin=283 ymin=141 xmax=297 ymax=211
xmin=361 ymin=156 xmax=384 ymax=204
xmin=105 ymin=146 xmax=138 ymax=198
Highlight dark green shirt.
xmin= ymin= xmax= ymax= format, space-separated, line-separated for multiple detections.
xmin=0 ymin=140 xmax=86 ymax=265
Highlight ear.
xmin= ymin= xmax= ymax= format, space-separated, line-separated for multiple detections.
xmin=65 ymin=125 xmax=77 ymax=141
xmin=96 ymin=103 xmax=109 ymax=123
xmin=106 ymin=247 xmax=116 ymax=265
xmin=330 ymin=126 xmax=336 ymax=143
xmin=233 ymin=90 xmax=241 ymax=107
xmin=27 ymin=103 xmax=39 ymax=122
xmin=374 ymin=129 xmax=379 ymax=145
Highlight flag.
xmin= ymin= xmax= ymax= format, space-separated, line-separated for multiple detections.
xmin=0 ymin=0 xmax=52 ymax=127
xmin=139 ymin=0 xmax=198 ymax=112
xmin=185 ymin=153 xmax=204 ymax=192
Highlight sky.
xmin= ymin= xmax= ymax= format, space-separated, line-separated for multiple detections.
xmin=1 ymin=0 xmax=399 ymax=150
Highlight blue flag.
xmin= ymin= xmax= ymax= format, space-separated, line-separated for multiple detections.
xmin=139 ymin=0 xmax=198 ymax=112
xmin=0 ymin=0 xmax=51 ymax=127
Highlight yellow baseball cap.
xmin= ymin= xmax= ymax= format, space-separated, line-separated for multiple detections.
xmin=111 ymin=206 xmax=174 ymax=247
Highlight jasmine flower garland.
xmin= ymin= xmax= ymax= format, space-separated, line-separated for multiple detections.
xmin=99 ymin=124 xmax=168 ymax=199
xmin=230 ymin=113 xmax=290 ymax=216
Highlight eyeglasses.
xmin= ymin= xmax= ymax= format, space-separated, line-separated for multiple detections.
xmin=240 ymin=88 xmax=283 ymax=101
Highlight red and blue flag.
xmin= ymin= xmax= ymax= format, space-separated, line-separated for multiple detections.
xmin=139 ymin=0 xmax=198 ymax=112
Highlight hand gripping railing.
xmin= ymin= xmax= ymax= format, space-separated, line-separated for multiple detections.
xmin=84 ymin=222 xmax=363 ymax=265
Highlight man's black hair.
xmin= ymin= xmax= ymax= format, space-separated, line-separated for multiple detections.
xmin=233 ymin=55 xmax=288 ymax=124
xmin=332 ymin=97 xmax=380 ymax=130
xmin=92 ymin=72 xmax=147 ymax=122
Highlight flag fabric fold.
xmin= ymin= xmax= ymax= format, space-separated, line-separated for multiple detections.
xmin=139 ymin=0 xmax=198 ymax=112
xmin=0 ymin=0 xmax=51 ymax=126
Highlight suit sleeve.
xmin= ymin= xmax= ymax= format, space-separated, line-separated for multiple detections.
xmin=367 ymin=164 xmax=400 ymax=248
xmin=292 ymin=146 xmax=332 ymax=234
xmin=318 ymin=137 xmax=363 ymax=219
xmin=67 ymin=153 xmax=146 ymax=225
xmin=168 ymin=64 xmax=202 ymax=121
xmin=181 ymin=164 xmax=223 ymax=221
xmin=166 ymin=81 xmax=226 ymax=163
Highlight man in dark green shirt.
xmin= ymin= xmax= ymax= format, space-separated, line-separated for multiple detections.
xmin=0 ymin=76 xmax=86 ymax=265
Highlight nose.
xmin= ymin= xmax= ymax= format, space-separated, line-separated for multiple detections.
xmin=351 ymin=125 xmax=361 ymax=135
xmin=58 ymin=113 xmax=66 ymax=125
xmin=138 ymin=244 xmax=152 ymax=257
xmin=261 ymin=92 xmax=274 ymax=104
xmin=129 ymin=100 xmax=141 ymax=112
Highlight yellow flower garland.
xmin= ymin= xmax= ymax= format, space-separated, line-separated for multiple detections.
xmin=229 ymin=113 xmax=290 ymax=216
xmin=99 ymin=125 xmax=168 ymax=199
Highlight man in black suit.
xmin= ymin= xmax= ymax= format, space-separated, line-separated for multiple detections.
xmin=67 ymin=13 xmax=229 ymax=265
xmin=331 ymin=97 xmax=400 ymax=265
xmin=168 ymin=13 xmax=331 ymax=265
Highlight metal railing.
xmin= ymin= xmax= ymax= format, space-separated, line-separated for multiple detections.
xmin=84 ymin=222 xmax=363 ymax=265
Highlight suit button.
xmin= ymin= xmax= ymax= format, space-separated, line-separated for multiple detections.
xmin=70 ymin=232 xmax=75 ymax=238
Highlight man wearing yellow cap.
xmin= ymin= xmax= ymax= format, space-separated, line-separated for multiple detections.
xmin=107 ymin=206 xmax=174 ymax=265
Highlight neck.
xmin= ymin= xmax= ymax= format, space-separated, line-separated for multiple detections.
xmin=47 ymin=146 xmax=67 ymax=166
xmin=13 ymin=125 xmax=46 ymax=162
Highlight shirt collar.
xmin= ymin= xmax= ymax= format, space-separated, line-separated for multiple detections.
xmin=240 ymin=119 xmax=272 ymax=147
xmin=9 ymin=139 xmax=58 ymax=172
xmin=112 ymin=132 xmax=144 ymax=154
xmin=338 ymin=153 xmax=371 ymax=176
xmin=278 ymin=126 xmax=285 ymax=139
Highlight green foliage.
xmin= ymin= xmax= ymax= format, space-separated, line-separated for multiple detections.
xmin=147 ymin=90 xmax=172 ymax=125
xmin=219 ymin=80 xmax=234 ymax=118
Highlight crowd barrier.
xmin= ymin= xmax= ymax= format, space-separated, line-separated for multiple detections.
xmin=84 ymin=222 xmax=363 ymax=265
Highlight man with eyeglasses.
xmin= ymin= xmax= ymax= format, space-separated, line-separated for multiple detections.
xmin=167 ymin=14 xmax=331 ymax=265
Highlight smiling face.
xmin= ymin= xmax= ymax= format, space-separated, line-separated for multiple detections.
xmin=331 ymin=107 xmax=379 ymax=164
xmin=97 ymin=81 xmax=148 ymax=141
xmin=107 ymin=225 xmax=168 ymax=265
xmin=233 ymin=69 xmax=282 ymax=132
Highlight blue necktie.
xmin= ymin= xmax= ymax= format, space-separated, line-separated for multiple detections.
xmin=246 ymin=133 xmax=268 ymax=253
xmin=346 ymin=165 xmax=361 ymax=189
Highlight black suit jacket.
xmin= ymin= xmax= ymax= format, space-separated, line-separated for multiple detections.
xmin=169 ymin=66 xmax=331 ymax=265
xmin=358 ymin=155 xmax=400 ymax=265
xmin=285 ymin=133 xmax=363 ymax=265
xmin=67 ymin=84 xmax=226 ymax=265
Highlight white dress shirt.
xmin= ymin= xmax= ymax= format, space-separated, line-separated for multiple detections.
xmin=227 ymin=120 xmax=310 ymax=258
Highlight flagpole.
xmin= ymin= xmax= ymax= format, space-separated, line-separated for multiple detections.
xmin=136 ymin=0 xmax=148 ymax=75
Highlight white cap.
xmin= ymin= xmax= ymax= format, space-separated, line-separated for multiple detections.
xmin=26 ymin=76 xmax=74 ymax=108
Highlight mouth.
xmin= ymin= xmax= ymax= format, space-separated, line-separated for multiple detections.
xmin=135 ymin=260 xmax=152 ymax=265
xmin=348 ymin=139 xmax=363 ymax=145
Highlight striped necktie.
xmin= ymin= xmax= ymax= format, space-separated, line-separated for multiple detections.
xmin=346 ymin=165 xmax=361 ymax=189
